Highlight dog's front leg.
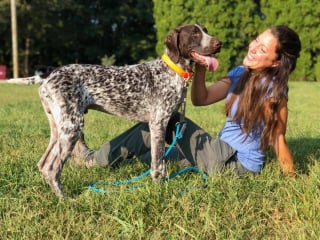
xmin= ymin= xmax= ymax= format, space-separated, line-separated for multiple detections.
xmin=148 ymin=120 xmax=167 ymax=181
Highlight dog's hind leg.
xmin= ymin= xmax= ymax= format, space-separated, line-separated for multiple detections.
xmin=39 ymin=116 xmax=83 ymax=198
xmin=37 ymin=101 xmax=58 ymax=170
xmin=38 ymin=90 xmax=83 ymax=198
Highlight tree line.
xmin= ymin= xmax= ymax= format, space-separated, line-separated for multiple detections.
xmin=0 ymin=0 xmax=156 ymax=77
xmin=0 ymin=0 xmax=319 ymax=81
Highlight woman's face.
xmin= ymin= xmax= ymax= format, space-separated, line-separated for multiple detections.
xmin=243 ymin=29 xmax=280 ymax=70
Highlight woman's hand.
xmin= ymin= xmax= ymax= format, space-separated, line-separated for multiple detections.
xmin=270 ymin=98 xmax=295 ymax=176
xmin=191 ymin=63 xmax=231 ymax=106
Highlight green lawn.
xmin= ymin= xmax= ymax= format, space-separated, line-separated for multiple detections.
xmin=0 ymin=82 xmax=319 ymax=239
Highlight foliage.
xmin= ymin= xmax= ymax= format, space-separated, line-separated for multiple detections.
xmin=1 ymin=0 xmax=319 ymax=81
xmin=153 ymin=0 xmax=320 ymax=81
xmin=260 ymin=0 xmax=320 ymax=81
xmin=0 ymin=82 xmax=319 ymax=238
xmin=101 ymin=54 xmax=116 ymax=66
xmin=0 ymin=0 xmax=157 ymax=77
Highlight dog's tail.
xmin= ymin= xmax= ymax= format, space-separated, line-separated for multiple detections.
xmin=4 ymin=75 xmax=43 ymax=85
xmin=3 ymin=70 xmax=54 ymax=85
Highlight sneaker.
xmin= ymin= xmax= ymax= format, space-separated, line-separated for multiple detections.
xmin=70 ymin=134 xmax=96 ymax=168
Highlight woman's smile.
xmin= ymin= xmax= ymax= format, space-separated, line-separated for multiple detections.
xmin=243 ymin=29 xmax=280 ymax=70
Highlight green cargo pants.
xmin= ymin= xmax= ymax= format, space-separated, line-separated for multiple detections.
xmin=94 ymin=113 xmax=250 ymax=175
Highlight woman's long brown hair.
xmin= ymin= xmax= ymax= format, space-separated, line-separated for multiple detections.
xmin=225 ymin=25 xmax=301 ymax=150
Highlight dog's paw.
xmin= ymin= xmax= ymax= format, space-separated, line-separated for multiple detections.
xmin=151 ymin=162 xmax=167 ymax=182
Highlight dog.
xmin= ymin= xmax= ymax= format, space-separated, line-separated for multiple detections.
xmin=37 ymin=24 xmax=222 ymax=198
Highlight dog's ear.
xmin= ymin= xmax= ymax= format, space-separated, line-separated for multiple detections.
xmin=165 ymin=29 xmax=180 ymax=63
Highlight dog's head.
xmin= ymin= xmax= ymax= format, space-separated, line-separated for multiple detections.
xmin=165 ymin=24 xmax=222 ymax=72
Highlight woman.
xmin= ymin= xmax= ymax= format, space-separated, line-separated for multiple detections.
xmin=72 ymin=25 xmax=301 ymax=176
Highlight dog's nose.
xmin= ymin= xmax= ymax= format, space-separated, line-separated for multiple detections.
xmin=214 ymin=40 xmax=222 ymax=49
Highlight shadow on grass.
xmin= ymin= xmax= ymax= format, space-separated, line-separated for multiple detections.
xmin=287 ymin=137 xmax=320 ymax=175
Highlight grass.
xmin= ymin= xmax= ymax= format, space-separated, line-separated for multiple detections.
xmin=0 ymin=82 xmax=319 ymax=239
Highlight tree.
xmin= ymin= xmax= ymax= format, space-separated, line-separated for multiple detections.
xmin=261 ymin=0 xmax=320 ymax=81
xmin=0 ymin=1 xmax=12 ymax=74
xmin=0 ymin=0 xmax=156 ymax=77
xmin=153 ymin=0 xmax=320 ymax=81
xmin=1 ymin=0 xmax=319 ymax=80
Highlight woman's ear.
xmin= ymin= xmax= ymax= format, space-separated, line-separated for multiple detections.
xmin=271 ymin=60 xmax=280 ymax=67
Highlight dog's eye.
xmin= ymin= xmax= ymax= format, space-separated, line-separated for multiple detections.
xmin=192 ymin=29 xmax=201 ymax=37
xmin=192 ymin=32 xmax=200 ymax=38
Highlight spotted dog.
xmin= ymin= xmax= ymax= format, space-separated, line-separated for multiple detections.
xmin=38 ymin=24 xmax=222 ymax=198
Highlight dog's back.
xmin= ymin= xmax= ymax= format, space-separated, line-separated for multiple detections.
xmin=40 ymin=61 xmax=185 ymax=123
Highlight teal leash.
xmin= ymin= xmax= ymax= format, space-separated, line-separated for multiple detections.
xmin=88 ymin=166 xmax=207 ymax=194
xmin=162 ymin=121 xmax=186 ymax=159
xmin=88 ymin=170 xmax=150 ymax=193
xmin=88 ymin=122 xmax=207 ymax=194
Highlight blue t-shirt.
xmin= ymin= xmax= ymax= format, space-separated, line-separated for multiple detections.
xmin=219 ymin=66 xmax=265 ymax=173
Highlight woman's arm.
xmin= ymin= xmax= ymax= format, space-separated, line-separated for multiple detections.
xmin=191 ymin=63 xmax=231 ymax=106
xmin=270 ymin=98 xmax=295 ymax=176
